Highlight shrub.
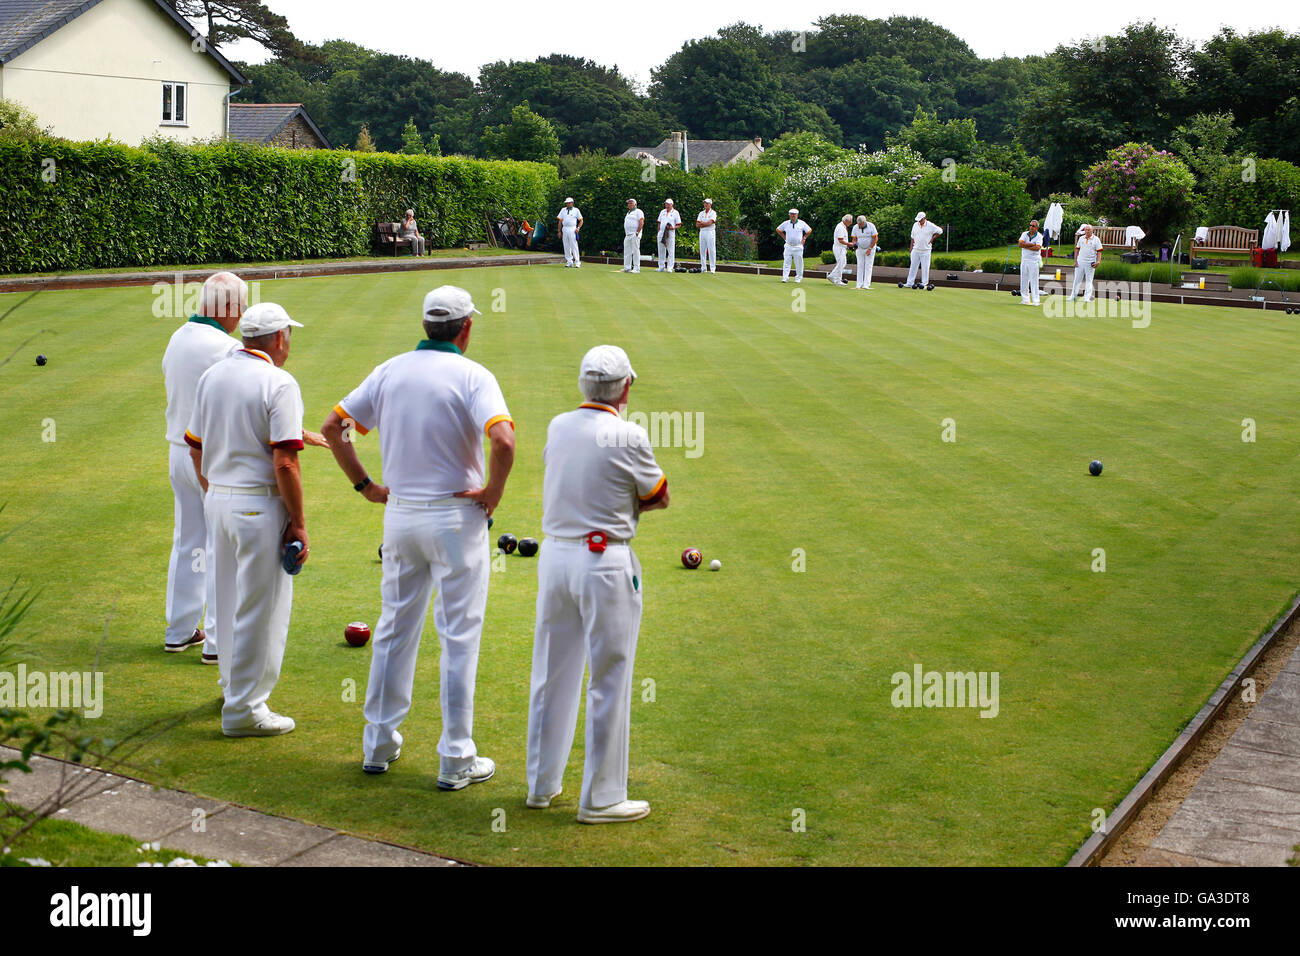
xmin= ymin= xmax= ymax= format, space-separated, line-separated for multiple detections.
xmin=903 ymin=166 xmax=1033 ymax=250
xmin=1029 ymin=192 xmax=1093 ymax=243
xmin=1201 ymin=158 xmax=1300 ymax=233
xmin=980 ymin=257 xmax=1019 ymax=275
xmin=871 ymin=204 xmax=914 ymax=251
xmin=877 ymin=251 xmax=910 ymax=267
xmin=932 ymin=255 xmax=968 ymax=271
xmin=0 ymin=138 xmax=558 ymax=273
xmin=704 ymin=160 xmax=786 ymax=257
xmin=774 ymin=144 xmax=930 ymax=216
xmin=1229 ymin=266 xmax=1263 ymax=289
xmin=1082 ymin=143 xmax=1196 ymax=244
xmin=1092 ymin=260 xmax=1136 ymax=281
xmin=807 ymin=175 xmax=899 ymax=242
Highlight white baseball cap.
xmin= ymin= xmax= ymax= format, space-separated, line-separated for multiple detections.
xmin=704 ymin=198 xmax=713 ymax=204
xmin=423 ymin=285 xmax=481 ymax=321
xmin=240 ymin=302 xmax=302 ymax=337
xmin=580 ymin=345 xmax=637 ymax=384
xmin=564 ymin=197 xmax=574 ymax=203
xmin=788 ymin=208 xmax=799 ymax=215
xmin=665 ymin=198 xmax=674 ymax=205
xmin=915 ymin=211 xmax=926 ymax=222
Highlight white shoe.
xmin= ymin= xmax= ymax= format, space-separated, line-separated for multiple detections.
xmin=527 ymin=786 xmax=561 ymax=809
xmin=437 ymin=755 xmax=496 ymax=791
xmin=781 ymin=279 xmax=788 ymax=283
xmin=362 ymin=749 xmax=400 ymax=775
xmin=223 ymin=712 xmax=295 ymax=737
xmin=794 ymin=278 xmax=802 ymax=283
xmin=577 ymin=800 xmax=651 ymax=824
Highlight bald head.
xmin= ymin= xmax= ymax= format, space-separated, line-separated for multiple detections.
xmin=200 ymin=272 xmax=248 ymax=333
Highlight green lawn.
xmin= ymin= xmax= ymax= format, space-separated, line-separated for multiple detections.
xmin=3 ymin=818 xmax=229 ymax=867
xmin=2 ymin=265 xmax=1299 ymax=866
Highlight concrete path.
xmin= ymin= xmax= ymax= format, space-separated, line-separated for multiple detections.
xmin=1140 ymin=642 xmax=1300 ymax=866
xmin=1 ymin=747 xmax=458 ymax=867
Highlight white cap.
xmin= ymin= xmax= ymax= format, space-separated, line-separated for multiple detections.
xmin=915 ymin=211 xmax=926 ymax=222
xmin=665 ymin=198 xmax=674 ymax=205
xmin=626 ymin=197 xmax=636 ymax=204
xmin=240 ymin=302 xmax=302 ymax=337
xmin=423 ymin=285 xmax=481 ymax=321
xmin=580 ymin=344 xmax=637 ymax=384
xmin=564 ymin=197 xmax=574 ymax=203
xmin=704 ymin=198 xmax=713 ymax=204
xmin=789 ymin=208 xmax=798 ymax=215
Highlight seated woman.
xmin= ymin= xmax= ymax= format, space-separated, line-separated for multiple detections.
xmin=399 ymin=209 xmax=426 ymax=256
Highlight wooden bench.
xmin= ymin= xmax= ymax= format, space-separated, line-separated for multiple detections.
xmin=372 ymin=222 xmax=415 ymax=256
xmin=1097 ymin=226 xmax=1135 ymax=250
xmin=1191 ymin=225 xmax=1258 ymax=256
xmin=1180 ymin=272 xmax=1230 ymax=292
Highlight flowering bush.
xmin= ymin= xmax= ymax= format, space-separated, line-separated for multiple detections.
xmin=1082 ymin=142 xmax=1196 ymax=243
xmin=774 ymin=144 xmax=931 ymax=215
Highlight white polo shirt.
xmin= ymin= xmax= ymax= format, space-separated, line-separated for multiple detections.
xmin=162 ymin=316 xmax=238 ymax=446
xmin=541 ymin=402 xmax=666 ymax=541
xmin=1019 ymin=230 xmax=1045 ymax=265
xmin=624 ymin=208 xmax=644 ymax=235
xmin=186 ymin=349 xmax=305 ymax=488
xmin=852 ymin=223 xmax=877 ymax=251
xmin=778 ymin=219 xmax=811 ymax=247
xmin=334 ymin=342 xmax=512 ymax=500
xmin=833 ymin=222 xmax=850 ymax=247
xmin=697 ymin=208 xmax=717 ymax=231
xmin=911 ymin=221 xmax=943 ymax=250
xmin=1076 ymin=234 xmax=1103 ymax=266
xmin=557 ymin=206 xmax=582 ymax=230
xmin=657 ymin=208 xmax=681 ymax=236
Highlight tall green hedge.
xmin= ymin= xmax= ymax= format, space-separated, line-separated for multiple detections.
xmin=903 ymin=166 xmax=1033 ymax=250
xmin=0 ymin=138 xmax=558 ymax=273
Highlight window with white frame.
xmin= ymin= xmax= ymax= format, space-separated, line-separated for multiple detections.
xmin=162 ymin=82 xmax=188 ymax=125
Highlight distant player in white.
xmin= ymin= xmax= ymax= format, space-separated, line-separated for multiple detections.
xmin=186 ymin=303 xmax=308 ymax=737
xmin=777 ymin=209 xmax=812 ymax=282
xmin=1018 ymin=219 xmax=1044 ymax=305
xmin=696 ymin=199 xmax=718 ymax=273
xmin=556 ymin=197 xmax=583 ymax=268
xmin=828 ymin=214 xmax=852 ymax=286
xmin=622 ymin=199 xmax=644 ymax=273
xmin=656 ymin=199 xmax=682 ymax=272
xmin=1069 ymin=224 xmax=1104 ymax=302
xmin=852 ymin=216 xmax=879 ymax=289
xmin=323 ymin=286 xmax=515 ymax=788
xmin=526 ymin=345 xmax=669 ymax=824
xmin=161 ymin=272 xmax=243 ymax=661
xmin=905 ymin=212 xmax=943 ymax=287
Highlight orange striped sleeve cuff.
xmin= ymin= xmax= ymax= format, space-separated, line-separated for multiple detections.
xmin=484 ymin=414 xmax=515 ymax=435
xmin=334 ymin=403 xmax=369 ymax=436
xmin=184 ymin=430 xmax=202 ymax=449
xmin=639 ymin=474 xmax=667 ymax=503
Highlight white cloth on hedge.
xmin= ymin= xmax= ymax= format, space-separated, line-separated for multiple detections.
xmin=1281 ymin=211 xmax=1291 ymax=253
xmin=1043 ymin=203 xmax=1064 ymax=243
xmin=1124 ymin=225 xmax=1146 ymax=247
xmin=1263 ymin=212 xmax=1279 ymax=251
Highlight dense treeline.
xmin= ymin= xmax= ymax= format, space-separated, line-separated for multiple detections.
xmin=238 ymin=17 xmax=1300 ymax=194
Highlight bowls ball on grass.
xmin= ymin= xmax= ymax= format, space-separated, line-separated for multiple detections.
xmin=345 ymin=622 xmax=371 ymax=647
xmin=497 ymin=533 xmax=518 ymax=555
xmin=681 ymin=548 xmax=703 ymax=569
xmin=518 ymin=537 xmax=539 ymax=557
xmin=1089 ymin=460 xmax=1103 ymax=477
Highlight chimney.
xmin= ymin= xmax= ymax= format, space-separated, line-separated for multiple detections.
xmin=753 ymin=136 xmax=763 ymax=149
xmin=670 ymin=131 xmax=684 ymax=166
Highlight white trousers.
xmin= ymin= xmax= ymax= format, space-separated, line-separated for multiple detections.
xmin=829 ymin=245 xmax=848 ymax=283
xmin=906 ymin=248 xmax=932 ymax=285
xmin=856 ymin=249 xmax=876 ymax=288
xmin=561 ymin=227 xmax=580 ymax=267
xmin=656 ymin=230 xmax=676 ymax=270
xmin=699 ymin=229 xmax=716 ymax=272
xmin=623 ymin=233 xmax=641 ymax=272
xmin=1070 ymin=261 xmax=1096 ymax=300
xmin=1020 ymin=260 xmax=1041 ymax=303
xmin=206 ymin=489 xmax=291 ymax=731
xmin=527 ymin=539 xmax=643 ymax=809
xmin=364 ymin=498 xmax=490 ymax=773
xmin=166 ymin=444 xmax=216 ymax=654
xmin=782 ymin=245 xmax=804 ymax=280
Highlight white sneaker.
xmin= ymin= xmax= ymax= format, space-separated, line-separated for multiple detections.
xmin=437 ymin=755 xmax=496 ymax=791
xmin=223 ymin=712 xmax=295 ymax=737
xmin=577 ymin=799 xmax=650 ymax=824
xmin=527 ymin=786 xmax=562 ymax=809
xmin=362 ymin=749 xmax=401 ymax=775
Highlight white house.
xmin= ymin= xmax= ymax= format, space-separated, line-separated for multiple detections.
xmin=0 ymin=0 xmax=245 ymax=143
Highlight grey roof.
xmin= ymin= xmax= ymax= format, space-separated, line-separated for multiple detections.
xmin=229 ymin=103 xmax=331 ymax=149
xmin=619 ymin=138 xmax=760 ymax=170
xmin=0 ymin=0 xmax=245 ymax=83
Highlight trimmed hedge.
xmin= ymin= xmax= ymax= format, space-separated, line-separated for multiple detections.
xmin=0 ymin=138 xmax=558 ymax=273
xmin=903 ymin=166 xmax=1032 ymax=250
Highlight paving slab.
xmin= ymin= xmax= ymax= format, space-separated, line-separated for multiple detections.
xmin=1229 ymin=715 xmax=1300 ymax=758
xmin=56 ymin=777 xmax=228 ymax=843
xmin=156 ymin=805 xmax=336 ymax=866
xmin=1203 ymin=742 xmax=1300 ymax=794
xmin=1136 ymin=847 xmax=1228 ymax=867
xmin=279 ymin=833 xmax=459 ymax=867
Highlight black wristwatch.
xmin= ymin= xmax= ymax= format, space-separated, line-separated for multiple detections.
xmin=354 ymin=477 xmax=372 ymax=492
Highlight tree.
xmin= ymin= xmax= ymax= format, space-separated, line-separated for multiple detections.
xmin=1082 ymin=143 xmax=1196 ymax=242
xmin=887 ymin=107 xmax=979 ymax=166
xmin=1201 ymin=158 xmax=1300 ymax=233
xmin=161 ymin=1 xmax=309 ymax=59
xmin=400 ymin=118 xmax=426 ymax=155
xmin=0 ymin=98 xmax=45 ymax=140
xmin=757 ymin=132 xmax=849 ymax=174
xmin=354 ymin=124 xmax=376 ymax=152
xmin=1189 ymin=29 xmax=1300 ymax=163
xmin=479 ymin=102 xmax=560 ymax=164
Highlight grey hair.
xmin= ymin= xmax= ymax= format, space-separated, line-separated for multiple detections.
xmin=580 ymin=375 xmax=629 ymax=404
xmin=842 ymin=214 xmax=853 ymax=223
xmin=857 ymin=215 xmax=868 ymax=225
xmin=200 ymin=271 xmax=248 ymax=320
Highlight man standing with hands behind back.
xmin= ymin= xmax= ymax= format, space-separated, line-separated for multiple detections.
xmin=322 ymin=286 xmax=515 ymax=789
xmin=696 ymin=199 xmax=718 ymax=273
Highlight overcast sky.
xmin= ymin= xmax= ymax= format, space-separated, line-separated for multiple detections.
xmin=224 ymin=0 xmax=1300 ymax=85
